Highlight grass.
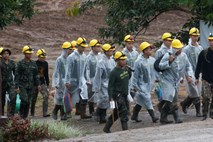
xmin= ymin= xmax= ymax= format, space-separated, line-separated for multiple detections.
xmin=31 ymin=120 xmax=84 ymax=140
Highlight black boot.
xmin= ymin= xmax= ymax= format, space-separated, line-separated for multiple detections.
xmin=52 ymin=105 xmax=60 ymax=120
xmin=88 ymin=102 xmax=95 ymax=115
xmin=99 ymin=109 xmax=107 ymax=124
xmin=60 ymin=105 xmax=67 ymax=121
xmin=103 ymin=119 xmax=113 ymax=133
xmin=160 ymin=101 xmax=173 ymax=124
xmin=131 ymin=104 xmax=142 ymax=122
xmin=180 ymin=97 xmax=193 ymax=114
xmin=80 ymin=104 xmax=92 ymax=119
xmin=148 ymin=109 xmax=159 ymax=123
xmin=195 ymin=102 xmax=202 ymax=117
xmin=75 ymin=103 xmax=81 ymax=115
xmin=121 ymin=121 xmax=128 ymax=131
xmin=173 ymin=110 xmax=183 ymax=123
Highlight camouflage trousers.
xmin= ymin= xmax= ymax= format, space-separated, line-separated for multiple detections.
xmin=31 ymin=84 xmax=49 ymax=116
xmin=2 ymin=85 xmax=16 ymax=116
xmin=201 ymin=80 xmax=213 ymax=116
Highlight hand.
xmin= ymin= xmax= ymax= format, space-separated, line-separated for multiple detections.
xmin=16 ymin=88 xmax=20 ymax=93
xmin=38 ymin=85 xmax=41 ymax=92
xmin=65 ymin=83 xmax=71 ymax=88
xmin=195 ymin=79 xmax=199 ymax=85
xmin=186 ymin=76 xmax=193 ymax=83
xmin=169 ymin=55 xmax=175 ymax=62
xmin=180 ymin=79 xmax=184 ymax=84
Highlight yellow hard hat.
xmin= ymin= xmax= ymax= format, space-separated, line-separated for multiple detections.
xmin=22 ymin=45 xmax=34 ymax=54
xmin=189 ymin=27 xmax=200 ymax=36
xmin=102 ymin=44 xmax=115 ymax=51
xmin=0 ymin=47 xmax=4 ymax=57
xmin=171 ymin=39 xmax=183 ymax=49
xmin=36 ymin=49 xmax=47 ymax=58
xmin=70 ymin=40 xmax=77 ymax=50
xmin=76 ymin=37 xmax=88 ymax=48
xmin=89 ymin=39 xmax=101 ymax=47
xmin=124 ymin=35 xmax=134 ymax=42
xmin=162 ymin=32 xmax=173 ymax=41
xmin=113 ymin=51 xmax=127 ymax=60
xmin=62 ymin=41 xmax=71 ymax=49
xmin=208 ymin=33 xmax=213 ymax=40
xmin=139 ymin=42 xmax=151 ymax=51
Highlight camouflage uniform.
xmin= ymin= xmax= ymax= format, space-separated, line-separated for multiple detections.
xmin=1 ymin=59 xmax=16 ymax=116
xmin=202 ymin=80 xmax=213 ymax=117
xmin=15 ymin=59 xmax=39 ymax=118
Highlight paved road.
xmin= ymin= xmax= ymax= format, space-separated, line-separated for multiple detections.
xmin=59 ymin=119 xmax=213 ymax=142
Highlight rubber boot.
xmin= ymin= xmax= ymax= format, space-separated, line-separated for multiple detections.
xmin=52 ymin=105 xmax=60 ymax=120
xmin=131 ymin=104 xmax=142 ymax=122
xmin=121 ymin=121 xmax=128 ymax=131
xmin=94 ymin=107 xmax=100 ymax=122
xmin=160 ymin=101 xmax=173 ymax=124
xmin=99 ymin=109 xmax=107 ymax=124
xmin=80 ymin=104 xmax=92 ymax=119
xmin=180 ymin=97 xmax=193 ymax=114
xmin=147 ymin=109 xmax=159 ymax=123
xmin=195 ymin=102 xmax=202 ymax=117
xmin=60 ymin=105 xmax=67 ymax=120
xmin=172 ymin=110 xmax=183 ymax=123
xmin=103 ymin=119 xmax=113 ymax=133
xmin=201 ymin=99 xmax=209 ymax=121
xmin=75 ymin=103 xmax=81 ymax=115
xmin=88 ymin=102 xmax=95 ymax=115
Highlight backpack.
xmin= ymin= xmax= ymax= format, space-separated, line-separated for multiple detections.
xmin=154 ymin=52 xmax=172 ymax=72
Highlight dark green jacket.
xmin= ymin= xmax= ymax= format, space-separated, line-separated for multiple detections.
xmin=15 ymin=59 xmax=40 ymax=89
xmin=108 ymin=67 xmax=130 ymax=100
xmin=1 ymin=59 xmax=16 ymax=88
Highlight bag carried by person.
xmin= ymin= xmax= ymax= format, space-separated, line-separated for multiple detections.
xmin=154 ymin=52 xmax=172 ymax=72
xmin=15 ymin=94 xmax=21 ymax=112
xmin=63 ymin=92 xmax=72 ymax=113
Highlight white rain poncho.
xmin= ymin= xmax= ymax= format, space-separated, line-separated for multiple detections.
xmin=122 ymin=47 xmax=139 ymax=68
xmin=183 ymin=39 xmax=203 ymax=97
xmin=84 ymin=51 xmax=102 ymax=102
xmin=92 ymin=54 xmax=116 ymax=109
xmin=52 ymin=49 xmax=68 ymax=105
xmin=132 ymin=54 xmax=157 ymax=109
xmin=155 ymin=43 xmax=171 ymax=59
xmin=159 ymin=51 xmax=194 ymax=102
xmin=65 ymin=50 xmax=87 ymax=106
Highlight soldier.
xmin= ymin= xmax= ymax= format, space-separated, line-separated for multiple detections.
xmin=1 ymin=48 xmax=16 ymax=116
xmin=155 ymin=32 xmax=173 ymax=59
xmin=31 ymin=49 xmax=50 ymax=117
xmin=103 ymin=51 xmax=130 ymax=133
xmin=181 ymin=27 xmax=203 ymax=117
xmin=93 ymin=43 xmax=116 ymax=123
xmin=84 ymin=39 xmax=102 ymax=115
xmin=195 ymin=34 xmax=213 ymax=120
xmin=52 ymin=41 xmax=72 ymax=120
xmin=15 ymin=46 xmax=41 ymax=119
xmin=131 ymin=42 xmax=159 ymax=123
xmin=65 ymin=37 xmax=91 ymax=119
xmin=159 ymin=39 xmax=194 ymax=124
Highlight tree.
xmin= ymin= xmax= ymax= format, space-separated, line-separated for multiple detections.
xmin=79 ymin=0 xmax=213 ymax=44
xmin=0 ymin=0 xmax=35 ymax=30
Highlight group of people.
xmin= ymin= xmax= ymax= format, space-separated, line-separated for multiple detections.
xmin=0 ymin=27 xmax=213 ymax=133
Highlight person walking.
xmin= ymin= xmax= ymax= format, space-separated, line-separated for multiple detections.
xmin=15 ymin=45 xmax=40 ymax=119
xmin=84 ymin=39 xmax=102 ymax=115
xmin=195 ymin=34 xmax=213 ymax=120
xmin=1 ymin=48 xmax=16 ymax=116
xmin=65 ymin=37 xmax=91 ymax=119
xmin=159 ymin=39 xmax=194 ymax=124
xmin=103 ymin=51 xmax=131 ymax=133
xmin=131 ymin=42 xmax=159 ymax=123
xmin=181 ymin=27 xmax=203 ymax=117
xmin=31 ymin=49 xmax=50 ymax=117
xmin=93 ymin=43 xmax=116 ymax=123
xmin=52 ymin=41 xmax=72 ymax=120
